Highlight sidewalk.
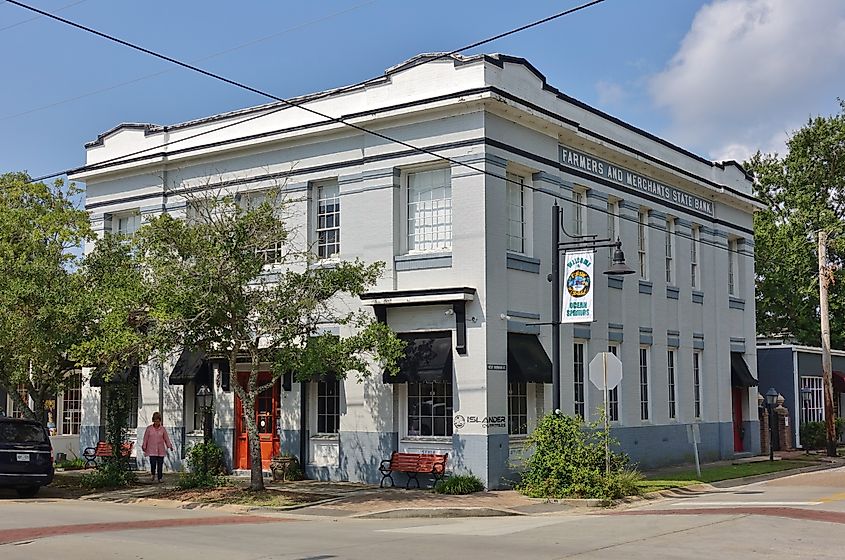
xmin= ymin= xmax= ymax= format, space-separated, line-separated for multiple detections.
xmin=43 ymin=451 xmax=844 ymax=518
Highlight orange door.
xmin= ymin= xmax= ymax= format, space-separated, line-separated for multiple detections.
xmin=234 ymin=374 xmax=280 ymax=470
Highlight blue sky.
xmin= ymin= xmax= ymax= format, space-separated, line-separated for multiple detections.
xmin=2 ymin=0 xmax=844 ymax=185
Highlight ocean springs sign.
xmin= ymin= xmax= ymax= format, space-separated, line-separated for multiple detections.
xmin=559 ymin=145 xmax=714 ymax=216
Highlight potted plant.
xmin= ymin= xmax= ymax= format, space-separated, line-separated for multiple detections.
xmin=270 ymin=453 xmax=302 ymax=482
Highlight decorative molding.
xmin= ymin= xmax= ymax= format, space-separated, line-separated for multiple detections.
xmin=394 ymin=252 xmax=452 ymax=271
xmin=506 ymin=253 xmax=541 ymax=274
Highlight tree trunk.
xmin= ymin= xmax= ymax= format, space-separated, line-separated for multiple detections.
xmin=246 ymin=355 xmax=265 ymax=491
xmin=818 ymin=231 xmax=838 ymax=457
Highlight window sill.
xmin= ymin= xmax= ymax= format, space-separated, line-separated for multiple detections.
xmin=310 ymin=434 xmax=339 ymax=442
xmin=401 ymin=436 xmax=451 ymax=443
xmin=395 ymin=252 xmax=452 ymax=271
xmin=309 ymin=259 xmax=340 ymax=270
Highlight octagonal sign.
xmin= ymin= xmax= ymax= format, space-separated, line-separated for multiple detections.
xmin=589 ymin=352 xmax=623 ymax=390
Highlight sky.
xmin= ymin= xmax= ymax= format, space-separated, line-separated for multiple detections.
xmin=1 ymin=0 xmax=844 ymax=187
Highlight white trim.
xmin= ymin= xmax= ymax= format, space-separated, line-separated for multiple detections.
xmin=365 ymin=292 xmax=474 ymax=306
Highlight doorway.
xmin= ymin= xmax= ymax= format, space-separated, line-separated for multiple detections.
xmin=732 ymin=387 xmax=744 ymax=452
xmin=234 ymin=373 xmax=280 ymax=470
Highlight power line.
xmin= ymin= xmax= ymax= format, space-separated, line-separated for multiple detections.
xmin=0 ymin=0 xmax=86 ymax=32
xmin=11 ymin=0 xmax=753 ymax=259
xmin=0 ymin=0 xmax=378 ymax=122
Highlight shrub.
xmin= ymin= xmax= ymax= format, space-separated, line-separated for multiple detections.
xmin=177 ymin=440 xmax=227 ymax=489
xmin=56 ymin=457 xmax=86 ymax=470
xmin=515 ymin=412 xmax=640 ymax=501
xmin=81 ymin=459 xmax=137 ymax=489
xmin=434 ymin=473 xmax=484 ymax=495
xmin=800 ymin=419 xmax=845 ymax=449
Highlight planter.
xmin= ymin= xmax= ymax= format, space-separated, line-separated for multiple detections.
xmin=270 ymin=457 xmax=295 ymax=482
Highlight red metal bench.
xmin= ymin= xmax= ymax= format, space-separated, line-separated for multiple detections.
xmin=379 ymin=451 xmax=448 ymax=489
xmin=82 ymin=441 xmax=134 ymax=469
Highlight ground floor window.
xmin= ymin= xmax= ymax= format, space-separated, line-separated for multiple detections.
xmin=317 ymin=379 xmax=341 ymax=434
xmin=408 ymin=381 xmax=453 ymax=437
xmin=61 ymin=373 xmax=82 ymax=435
xmin=573 ymin=342 xmax=586 ymax=419
xmin=639 ymin=347 xmax=650 ymax=421
xmin=508 ymin=382 xmax=528 ymax=435
xmin=607 ymin=344 xmax=619 ymax=422
xmin=103 ymin=382 xmax=139 ymax=430
xmin=10 ymin=383 xmax=28 ymax=419
xmin=801 ymin=376 xmax=824 ymax=423
xmin=693 ymin=351 xmax=702 ymax=419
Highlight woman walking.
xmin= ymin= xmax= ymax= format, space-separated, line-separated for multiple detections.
xmin=142 ymin=412 xmax=173 ymax=483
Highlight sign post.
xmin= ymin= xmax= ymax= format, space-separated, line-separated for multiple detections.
xmin=589 ymin=352 xmax=623 ymax=475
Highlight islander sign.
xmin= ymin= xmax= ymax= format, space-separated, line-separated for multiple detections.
xmin=562 ymin=251 xmax=594 ymax=323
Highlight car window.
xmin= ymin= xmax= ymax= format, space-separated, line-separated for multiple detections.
xmin=0 ymin=423 xmax=47 ymax=444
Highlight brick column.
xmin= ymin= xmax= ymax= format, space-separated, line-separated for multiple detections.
xmin=776 ymin=395 xmax=792 ymax=451
xmin=758 ymin=395 xmax=770 ymax=456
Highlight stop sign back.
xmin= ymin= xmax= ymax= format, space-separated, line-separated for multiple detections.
xmin=589 ymin=352 xmax=622 ymax=390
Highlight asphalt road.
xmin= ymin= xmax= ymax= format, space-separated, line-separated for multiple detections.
xmin=2 ymin=467 xmax=844 ymax=559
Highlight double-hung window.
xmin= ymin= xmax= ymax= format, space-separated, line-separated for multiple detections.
xmin=665 ymin=218 xmax=675 ymax=285
xmin=638 ymin=210 xmax=649 ymax=280
xmin=316 ymin=182 xmax=341 ymax=260
xmin=573 ymin=342 xmax=586 ymax=419
xmin=801 ymin=377 xmax=824 ymax=423
xmin=691 ymin=225 xmax=701 ymax=288
xmin=317 ymin=379 xmax=341 ymax=434
xmin=572 ymin=189 xmax=586 ymax=236
xmin=607 ymin=344 xmax=620 ymax=422
xmin=607 ymin=199 xmax=620 ymax=262
xmin=728 ymin=238 xmax=739 ymax=296
xmin=507 ymin=382 xmax=528 ymax=435
xmin=407 ymin=168 xmax=452 ymax=253
xmin=506 ymin=173 xmax=525 ymax=253
xmin=61 ymin=374 xmax=82 ymax=435
xmin=639 ymin=346 xmax=650 ymax=421
xmin=667 ymin=349 xmax=676 ymax=420
xmin=113 ymin=211 xmax=140 ymax=237
xmin=693 ymin=351 xmax=702 ymax=419
xmin=408 ymin=380 xmax=453 ymax=437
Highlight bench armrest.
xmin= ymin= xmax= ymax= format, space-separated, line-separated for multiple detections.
xmin=379 ymin=459 xmax=393 ymax=472
xmin=82 ymin=447 xmax=96 ymax=458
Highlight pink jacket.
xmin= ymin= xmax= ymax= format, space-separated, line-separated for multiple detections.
xmin=142 ymin=424 xmax=173 ymax=457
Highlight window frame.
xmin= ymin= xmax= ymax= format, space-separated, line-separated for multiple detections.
xmin=507 ymin=381 xmax=529 ymax=436
xmin=404 ymin=167 xmax=453 ymax=254
xmin=665 ymin=218 xmax=675 ymax=285
xmin=406 ymin=380 xmax=454 ymax=438
xmin=800 ymin=376 xmax=824 ymax=423
xmin=728 ymin=238 xmax=739 ymax=296
xmin=639 ymin=346 xmax=650 ymax=421
xmin=112 ymin=210 xmax=141 ymax=237
xmin=607 ymin=344 xmax=620 ymax=422
xmin=607 ymin=199 xmax=620 ymax=262
xmin=573 ymin=341 xmax=586 ymax=420
xmin=693 ymin=350 xmax=702 ymax=419
xmin=572 ymin=188 xmax=586 ymax=236
xmin=60 ymin=373 xmax=82 ymax=436
xmin=506 ymin=173 xmax=526 ymax=254
xmin=316 ymin=378 xmax=341 ymax=435
xmin=691 ymin=225 xmax=701 ymax=289
xmin=638 ymin=209 xmax=649 ymax=280
xmin=315 ymin=181 xmax=341 ymax=260
xmin=667 ymin=349 xmax=677 ymax=420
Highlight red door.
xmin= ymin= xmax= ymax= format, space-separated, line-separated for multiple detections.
xmin=732 ymin=388 xmax=744 ymax=452
xmin=234 ymin=374 xmax=280 ymax=470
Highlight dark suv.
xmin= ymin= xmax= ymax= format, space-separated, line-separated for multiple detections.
xmin=0 ymin=417 xmax=54 ymax=497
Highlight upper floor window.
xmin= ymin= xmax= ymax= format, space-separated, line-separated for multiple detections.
xmin=607 ymin=199 xmax=620 ymax=262
xmin=665 ymin=218 xmax=675 ymax=285
xmin=728 ymin=238 xmax=739 ymax=296
xmin=573 ymin=188 xmax=586 ymax=236
xmin=113 ymin=211 xmax=140 ymax=236
xmin=638 ymin=210 xmax=649 ymax=280
xmin=316 ymin=182 xmax=340 ymax=260
xmin=691 ymin=225 xmax=701 ymax=289
xmin=407 ymin=168 xmax=452 ymax=253
xmin=317 ymin=379 xmax=341 ymax=434
xmin=506 ymin=173 xmax=525 ymax=253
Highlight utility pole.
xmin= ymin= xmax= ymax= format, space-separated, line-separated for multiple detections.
xmin=818 ymin=230 xmax=837 ymax=457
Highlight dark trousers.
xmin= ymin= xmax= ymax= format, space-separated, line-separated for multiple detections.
xmin=149 ymin=456 xmax=164 ymax=480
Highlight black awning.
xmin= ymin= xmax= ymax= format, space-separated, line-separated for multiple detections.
xmin=508 ymin=333 xmax=552 ymax=384
xmin=731 ymin=352 xmax=758 ymax=387
xmin=383 ymin=331 xmax=452 ymax=383
xmin=169 ymin=349 xmax=211 ymax=385
xmin=90 ymin=365 xmax=139 ymax=387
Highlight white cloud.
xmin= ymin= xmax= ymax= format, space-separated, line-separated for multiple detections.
xmin=595 ymin=80 xmax=626 ymax=107
xmin=650 ymin=0 xmax=845 ymax=162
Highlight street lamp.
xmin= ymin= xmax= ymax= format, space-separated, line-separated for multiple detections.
xmin=196 ymin=384 xmax=212 ymax=444
xmin=765 ymin=387 xmax=779 ymax=461
xmin=550 ymin=202 xmax=635 ymax=413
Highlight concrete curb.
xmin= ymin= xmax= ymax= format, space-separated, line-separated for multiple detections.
xmin=354 ymin=507 xmax=523 ymax=519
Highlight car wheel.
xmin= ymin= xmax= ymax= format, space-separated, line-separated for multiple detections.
xmin=16 ymin=486 xmax=40 ymax=498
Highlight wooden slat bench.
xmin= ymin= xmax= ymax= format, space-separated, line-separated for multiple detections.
xmin=82 ymin=441 xmax=134 ymax=469
xmin=379 ymin=452 xmax=448 ymax=489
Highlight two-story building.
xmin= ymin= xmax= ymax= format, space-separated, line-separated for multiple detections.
xmin=70 ymin=53 xmax=761 ymax=488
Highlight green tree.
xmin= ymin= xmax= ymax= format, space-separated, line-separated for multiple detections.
xmin=747 ymin=100 xmax=845 ymax=347
xmin=0 ymin=172 xmax=92 ymax=423
xmin=136 ymin=190 xmax=404 ymax=490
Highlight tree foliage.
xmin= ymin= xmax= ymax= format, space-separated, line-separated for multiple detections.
xmin=747 ymin=100 xmax=845 ymax=347
xmin=132 ymin=189 xmax=404 ymax=490
xmin=0 ymin=172 xmax=92 ymax=423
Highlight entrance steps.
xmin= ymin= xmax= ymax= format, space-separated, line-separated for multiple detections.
xmin=232 ymin=469 xmax=273 ymax=478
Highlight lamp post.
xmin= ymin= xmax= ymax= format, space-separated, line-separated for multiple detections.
xmin=550 ymin=202 xmax=635 ymax=413
xmin=800 ymin=387 xmax=813 ymax=452
xmin=765 ymin=387 xmax=779 ymax=461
